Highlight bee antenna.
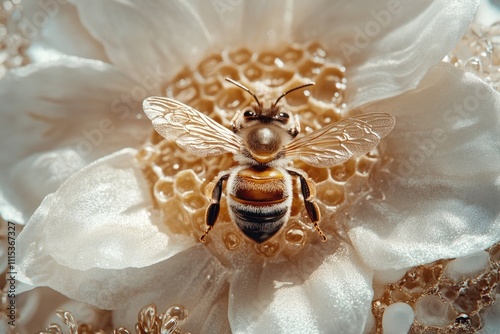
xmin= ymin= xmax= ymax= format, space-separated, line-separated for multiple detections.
xmin=272 ymin=82 xmax=315 ymax=109
xmin=225 ymin=78 xmax=261 ymax=108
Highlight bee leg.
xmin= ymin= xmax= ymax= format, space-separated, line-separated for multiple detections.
xmin=200 ymin=173 xmax=230 ymax=242
xmin=288 ymin=169 xmax=327 ymax=242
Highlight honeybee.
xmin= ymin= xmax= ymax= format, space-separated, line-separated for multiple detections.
xmin=143 ymin=78 xmax=395 ymax=243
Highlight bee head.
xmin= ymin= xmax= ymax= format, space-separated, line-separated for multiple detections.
xmin=226 ymin=78 xmax=314 ymax=137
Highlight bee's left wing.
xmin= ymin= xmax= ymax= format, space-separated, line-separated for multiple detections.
xmin=285 ymin=112 xmax=395 ymax=167
xmin=143 ymin=97 xmax=244 ymax=157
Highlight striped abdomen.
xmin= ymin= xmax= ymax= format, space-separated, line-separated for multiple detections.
xmin=227 ymin=166 xmax=292 ymax=243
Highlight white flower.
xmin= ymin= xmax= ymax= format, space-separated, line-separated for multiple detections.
xmin=2 ymin=0 xmax=500 ymax=333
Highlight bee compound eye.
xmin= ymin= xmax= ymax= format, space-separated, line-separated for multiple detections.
xmin=243 ymin=110 xmax=256 ymax=117
xmin=279 ymin=112 xmax=289 ymax=119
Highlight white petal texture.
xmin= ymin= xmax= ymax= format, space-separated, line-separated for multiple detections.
xmin=16 ymin=149 xmax=193 ymax=274
xmin=228 ymin=243 xmax=373 ymax=334
xmin=349 ymin=62 xmax=500 ymax=270
xmin=69 ymin=0 xmax=213 ymax=83
xmin=21 ymin=0 xmax=108 ymax=63
xmin=112 ymin=245 xmax=230 ymax=333
xmin=291 ymin=0 xmax=479 ymax=108
xmin=0 ymin=58 xmax=149 ymax=223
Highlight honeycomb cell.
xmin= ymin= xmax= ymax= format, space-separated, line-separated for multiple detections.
xmin=356 ymin=156 xmax=376 ymax=175
xmin=153 ymin=178 xmax=174 ymax=204
xmin=190 ymin=98 xmax=214 ymax=115
xmin=298 ymin=59 xmax=323 ymax=78
xmin=282 ymin=87 xmax=312 ymax=107
xmin=311 ymin=66 xmax=346 ymax=105
xmin=183 ymin=192 xmax=207 ymax=211
xmin=216 ymin=65 xmax=240 ymax=81
xmin=415 ymin=295 xmax=452 ymax=327
xmin=172 ymin=82 xmax=199 ymax=104
xmin=285 ymin=223 xmax=307 ymax=248
xmin=202 ymin=79 xmax=223 ymax=97
xmin=261 ymin=68 xmax=294 ymax=88
xmin=307 ymin=41 xmax=327 ymax=62
xmin=136 ymin=145 xmax=159 ymax=163
xmin=242 ymin=63 xmax=263 ymax=81
xmin=161 ymin=199 xmax=192 ymax=234
xmin=294 ymin=161 xmax=329 ymax=183
xmin=317 ymin=108 xmax=341 ymax=127
xmin=170 ymin=68 xmax=194 ymax=90
xmin=159 ymin=156 xmax=184 ymax=176
xmin=282 ymin=46 xmax=304 ymax=66
xmin=216 ymin=86 xmax=248 ymax=110
xmin=198 ymin=54 xmax=223 ymax=77
xmin=228 ymin=48 xmax=253 ymax=65
xmin=316 ymin=182 xmax=345 ymax=207
xmin=257 ymin=52 xmax=281 ymax=67
xmin=174 ymin=170 xmax=201 ymax=195
xmin=330 ymin=159 xmax=356 ymax=183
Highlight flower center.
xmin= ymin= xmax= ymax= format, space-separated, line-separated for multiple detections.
xmin=137 ymin=42 xmax=383 ymax=258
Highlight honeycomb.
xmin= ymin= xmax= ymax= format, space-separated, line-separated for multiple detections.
xmin=373 ymin=244 xmax=500 ymax=333
xmin=0 ymin=0 xmax=31 ymax=79
xmin=136 ymin=42 xmax=383 ymax=260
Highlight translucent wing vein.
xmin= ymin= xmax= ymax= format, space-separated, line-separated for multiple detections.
xmin=285 ymin=112 xmax=395 ymax=167
xmin=143 ymin=97 xmax=243 ymax=157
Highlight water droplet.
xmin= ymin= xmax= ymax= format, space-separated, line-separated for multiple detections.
xmin=382 ymin=302 xmax=414 ymax=334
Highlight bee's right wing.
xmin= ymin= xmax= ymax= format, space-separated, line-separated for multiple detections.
xmin=143 ymin=97 xmax=244 ymax=157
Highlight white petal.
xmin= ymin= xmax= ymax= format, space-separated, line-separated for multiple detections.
xmin=21 ymin=0 xmax=107 ymax=62
xmin=349 ymin=63 xmax=500 ymax=270
xmin=19 ymin=247 xmax=224 ymax=315
xmin=186 ymin=0 xmax=293 ymax=51
xmin=228 ymin=242 xmax=373 ymax=334
xmin=292 ymin=0 xmax=479 ymax=108
xmin=17 ymin=149 xmax=194 ymax=276
xmin=70 ymin=0 xmax=296 ymax=80
xmin=111 ymin=245 xmax=229 ymax=333
xmin=70 ymin=0 xmax=214 ymax=82
xmin=0 ymin=58 xmax=149 ymax=224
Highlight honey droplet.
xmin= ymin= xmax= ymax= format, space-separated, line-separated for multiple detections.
xmin=224 ymin=232 xmax=241 ymax=251
xmin=256 ymin=240 xmax=280 ymax=257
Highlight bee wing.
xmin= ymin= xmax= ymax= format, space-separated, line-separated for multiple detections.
xmin=285 ymin=112 xmax=395 ymax=167
xmin=143 ymin=97 xmax=244 ymax=156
